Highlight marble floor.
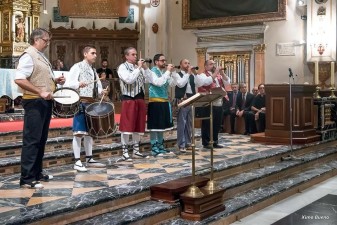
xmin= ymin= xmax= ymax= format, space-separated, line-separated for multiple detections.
xmin=0 ymin=134 xmax=283 ymax=218
xmin=232 ymin=175 xmax=337 ymax=225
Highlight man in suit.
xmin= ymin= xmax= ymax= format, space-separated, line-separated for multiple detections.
xmin=236 ymin=83 xmax=255 ymax=135
xmin=227 ymin=83 xmax=239 ymax=134
xmin=250 ymin=83 xmax=266 ymax=133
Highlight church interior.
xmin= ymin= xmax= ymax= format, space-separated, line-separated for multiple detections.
xmin=0 ymin=0 xmax=337 ymax=224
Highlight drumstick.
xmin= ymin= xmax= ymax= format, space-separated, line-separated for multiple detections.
xmin=86 ymin=77 xmax=103 ymax=85
xmin=99 ymin=86 xmax=109 ymax=105
xmin=53 ymin=96 xmax=71 ymax=98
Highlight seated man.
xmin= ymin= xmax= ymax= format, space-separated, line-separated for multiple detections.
xmin=236 ymin=83 xmax=255 ymax=135
xmin=249 ymin=83 xmax=266 ymax=133
xmin=227 ymin=83 xmax=239 ymax=134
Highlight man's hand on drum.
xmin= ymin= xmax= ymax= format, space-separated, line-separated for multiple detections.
xmin=40 ymin=91 xmax=53 ymax=100
xmin=79 ymin=81 xmax=87 ymax=88
xmin=56 ymin=74 xmax=66 ymax=85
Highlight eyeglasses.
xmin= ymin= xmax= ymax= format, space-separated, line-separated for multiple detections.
xmin=40 ymin=38 xmax=50 ymax=43
xmin=158 ymin=59 xmax=167 ymax=62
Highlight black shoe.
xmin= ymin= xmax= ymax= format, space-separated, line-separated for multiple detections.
xmin=244 ymin=131 xmax=250 ymax=135
xmin=20 ymin=181 xmax=44 ymax=189
xmin=213 ymin=144 xmax=224 ymax=148
xmin=37 ymin=173 xmax=53 ymax=181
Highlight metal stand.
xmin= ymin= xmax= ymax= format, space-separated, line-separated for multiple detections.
xmin=281 ymin=70 xmax=304 ymax=161
xmin=183 ymin=104 xmax=204 ymax=198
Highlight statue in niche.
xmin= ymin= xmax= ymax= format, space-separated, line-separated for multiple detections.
xmin=15 ymin=16 xmax=25 ymax=42
xmin=317 ymin=6 xmax=326 ymax=16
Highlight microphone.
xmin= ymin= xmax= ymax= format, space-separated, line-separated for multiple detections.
xmin=288 ymin=68 xmax=293 ymax=77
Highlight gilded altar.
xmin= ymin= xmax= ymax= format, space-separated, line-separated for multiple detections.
xmin=0 ymin=0 xmax=41 ymax=68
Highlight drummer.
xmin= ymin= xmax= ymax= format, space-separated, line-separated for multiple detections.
xmin=65 ymin=45 xmax=108 ymax=172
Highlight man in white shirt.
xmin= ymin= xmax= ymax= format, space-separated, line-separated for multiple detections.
xmin=65 ymin=45 xmax=107 ymax=172
xmin=117 ymin=47 xmax=170 ymax=161
xmin=197 ymin=60 xmax=230 ymax=149
xmin=172 ymin=59 xmax=212 ymax=152
xmin=15 ymin=28 xmax=65 ymax=189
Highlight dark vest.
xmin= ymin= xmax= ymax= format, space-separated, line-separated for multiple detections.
xmin=175 ymin=72 xmax=196 ymax=99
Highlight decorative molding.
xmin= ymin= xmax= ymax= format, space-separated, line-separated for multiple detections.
xmin=254 ymin=44 xmax=266 ymax=53
xmin=56 ymin=45 xmax=66 ymax=61
xmin=193 ymin=25 xmax=267 ymax=49
xmin=195 ymin=48 xmax=207 ymax=56
xmin=182 ymin=0 xmax=286 ymax=29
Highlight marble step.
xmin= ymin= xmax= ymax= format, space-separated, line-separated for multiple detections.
xmin=0 ymin=126 xmax=72 ymax=143
xmin=0 ymin=134 xmax=122 ymax=158
xmin=0 ymin=129 xmax=177 ymax=158
xmin=162 ymin=161 xmax=337 ymax=225
xmin=2 ymin=140 xmax=335 ymax=225
xmin=0 ymin=132 xmax=179 ymax=176
xmin=67 ymin=144 xmax=337 ymax=224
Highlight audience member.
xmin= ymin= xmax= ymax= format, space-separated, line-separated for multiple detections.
xmin=97 ymin=59 xmax=113 ymax=79
xmin=236 ymin=83 xmax=255 ymax=135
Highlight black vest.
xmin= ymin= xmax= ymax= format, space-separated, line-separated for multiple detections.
xmin=175 ymin=72 xmax=196 ymax=99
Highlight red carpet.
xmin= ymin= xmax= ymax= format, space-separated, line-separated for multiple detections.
xmin=0 ymin=114 xmax=121 ymax=133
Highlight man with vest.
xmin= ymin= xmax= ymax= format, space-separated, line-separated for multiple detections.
xmin=173 ymin=59 xmax=211 ymax=152
xmin=65 ymin=45 xmax=107 ymax=172
xmin=15 ymin=28 xmax=65 ymax=189
xmin=147 ymin=54 xmax=176 ymax=156
xmin=197 ymin=60 xmax=230 ymax=149
xmin=117 ymin=47 xmax=171 ymax=161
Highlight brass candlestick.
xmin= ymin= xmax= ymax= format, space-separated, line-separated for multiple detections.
xmin=329 ymin=86 xmax=336 ymax=99
xmin=314 ymin=86 xmax=321 ymax=99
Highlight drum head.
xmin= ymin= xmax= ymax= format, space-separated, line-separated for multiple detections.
xmin=53 ymin=88 xmax=80 ymax=104
xmin=86 ymin=102 xmax=114 ymax=116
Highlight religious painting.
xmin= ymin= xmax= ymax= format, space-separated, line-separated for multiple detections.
xmin=14 ymin=11 xmax=25 ymax=43
xmin=119 ymin=8 xmax=134 ymax=23
xmin=53 ymin=7 xmax=69 ymax=22
xmin=182 ymin=0 xmax=287 ymax=29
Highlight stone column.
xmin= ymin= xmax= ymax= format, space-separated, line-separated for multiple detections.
xmin=196 ymin=48 xmax=207 ymax=71
xmin=253 ymin=44 xmax=266 ymax=86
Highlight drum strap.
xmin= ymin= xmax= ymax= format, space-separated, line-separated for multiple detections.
xmin=92 ymin=67 xmax=98 ymax=99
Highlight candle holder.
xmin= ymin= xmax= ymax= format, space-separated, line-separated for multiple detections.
xmin=314 ymin=86 xmax=321 ymax=99
xmin=329 ymin=86 xmax=336 ymax=99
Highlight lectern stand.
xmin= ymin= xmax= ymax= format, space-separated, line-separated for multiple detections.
xmin=178 ymin=91 xmax=226 ymax=221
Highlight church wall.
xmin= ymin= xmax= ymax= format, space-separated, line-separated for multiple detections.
xmin=264 ymin=0 xmax=309 ymax=85
xmin=164 ymin=0 xmax=310 ymax=85
xmin=39 ymin=0 xmax=310 ymax=85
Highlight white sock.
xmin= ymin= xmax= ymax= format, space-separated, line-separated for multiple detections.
xmin=121 ymin=133 xmax=130 ymax=153
xmin=72 ymin=136 xmax=82 ymax=159
xmin=83 ymin=135 xmax=93 ymax=156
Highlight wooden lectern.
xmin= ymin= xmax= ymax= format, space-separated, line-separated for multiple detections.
xmin=252 ymin=84 xmax=320 ymax=144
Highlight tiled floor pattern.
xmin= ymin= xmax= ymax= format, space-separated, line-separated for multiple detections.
xmin=0 ymin=134 xmax=283 ymax=216
xmin=232 ymin=176 xmax=337 ymax=225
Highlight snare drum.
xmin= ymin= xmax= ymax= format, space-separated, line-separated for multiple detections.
xmin=53 ymin=88 xmax=80 ymax=118
xmin=85 ymin=102 xmax=116 ymax=138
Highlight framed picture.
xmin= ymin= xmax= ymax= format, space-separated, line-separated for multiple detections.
xmin=119 ymin=8 xmax=134 ymax=23
xmin=182 ymin=0 xmax=286 ymax=29
xmin=53 ymin=7 xmax=69 ymax=22
xmin=276 ymin=43 xmax=295 ymax=56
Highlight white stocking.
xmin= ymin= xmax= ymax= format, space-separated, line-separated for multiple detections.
xmin=83 ymin=135 xmax=93 ymax=156
xmin=72 ymin=136 xmax=82 ymax=159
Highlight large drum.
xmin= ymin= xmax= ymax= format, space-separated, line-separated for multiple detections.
xmin=85 ymin=102 xmax=115 ymax=138
xmin=53 ymin=88 xmax=80 ymax=118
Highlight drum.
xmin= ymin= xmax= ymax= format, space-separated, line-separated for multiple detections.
xmin=53 ymin=88 xmax=80 ymax=118
xmin=85 ymin=102 xmax=116 ymax=138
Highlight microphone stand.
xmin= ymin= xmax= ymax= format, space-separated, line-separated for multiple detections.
xmin=281 ymin=70 xmax=304 ymax=161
